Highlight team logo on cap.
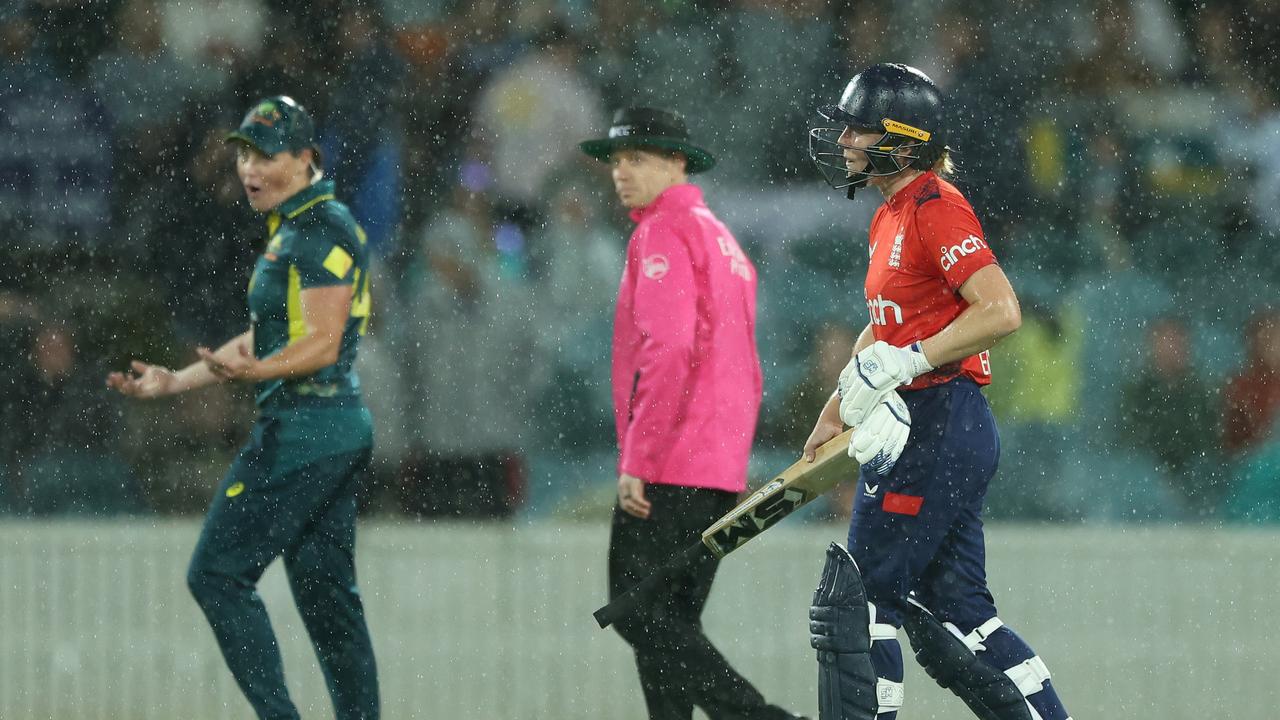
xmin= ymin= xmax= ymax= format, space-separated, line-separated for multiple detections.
xmin=250 ymin=101 xmax=282 ymax=127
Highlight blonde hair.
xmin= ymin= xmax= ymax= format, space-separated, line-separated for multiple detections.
xmin=931 ymin=149 xmax=955 ymax=179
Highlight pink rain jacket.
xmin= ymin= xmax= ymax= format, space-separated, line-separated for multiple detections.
xmin=611 ymin=184 xmax=762 ymax=493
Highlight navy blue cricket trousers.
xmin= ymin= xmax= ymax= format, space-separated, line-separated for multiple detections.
xmin=848 ymin=377 xmax=1000 ymax=628
xmin=846 ymin=378 xmax=1071 ymax=720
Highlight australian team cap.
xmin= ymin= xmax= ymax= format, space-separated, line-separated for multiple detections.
xmin=580 ymin=107 xmax=716 ymax=174
xmin=225 ymin=95 xmax=319 ymax=158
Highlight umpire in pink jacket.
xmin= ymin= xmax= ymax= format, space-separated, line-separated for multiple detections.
xmin=582 ymin=108 xmax=805 ymax=720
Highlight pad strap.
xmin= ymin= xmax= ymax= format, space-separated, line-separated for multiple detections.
xmin=1005 ymin=656 xmax=1051 ymax=697
xmin=867 ymin=602 xmax=899 ymax=643
xmin=871 ymin=623 xmax=898 ymax=642
xmin=945 ymin=617 xmax=1006 ymax=652
xmin=903 ymin=603 xmax=1034 ymax=720
xmin=876 ymin=679 xmax=904 ymax=714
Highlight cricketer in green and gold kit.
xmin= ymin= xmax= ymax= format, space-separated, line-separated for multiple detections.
xmin=108 ymin=96 xmax=379 ymax=720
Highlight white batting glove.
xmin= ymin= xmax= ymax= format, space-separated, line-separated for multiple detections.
xmin=848 ymin=390 xmax=911 ymax=476
xmin=837 ymin=341 xmax=933 ymax=429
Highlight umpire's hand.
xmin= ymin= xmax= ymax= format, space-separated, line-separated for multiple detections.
xmin=617 ymin=473 xmax=652 ymax=519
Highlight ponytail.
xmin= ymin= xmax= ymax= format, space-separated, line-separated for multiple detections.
xmin=931 ymin=149 xmax=954 ymax=179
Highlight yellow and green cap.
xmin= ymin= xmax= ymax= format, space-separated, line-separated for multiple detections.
xmin=225 ymin=95 xmax=318 ymax=158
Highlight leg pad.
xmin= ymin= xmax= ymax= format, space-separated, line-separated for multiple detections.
xmin=810 ymin=543 xmax=878 ymax=720
xmin=903 ymin=602 xmax=1033 ymax=720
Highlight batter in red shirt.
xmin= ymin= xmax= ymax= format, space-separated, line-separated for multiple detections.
xmin=801 ymin=64 xmax=1073 ymax=720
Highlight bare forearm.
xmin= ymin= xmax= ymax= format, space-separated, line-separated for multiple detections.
xmin=823 ymin=323 xmax=876 ymax=422
xmin=171 ymin=331 xmax=251 ymax=393
xmin=851 ymin=323 xmax=875 ymax=356
xmin=253 ymin=333 xmax=341 ymax=381
xmin=817 ymin=390 xmax=842 ymax=426
xmin=919 ymin=299 xmax=1019 ymax=367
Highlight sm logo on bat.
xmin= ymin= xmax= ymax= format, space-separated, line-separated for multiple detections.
xmin=706 ymin=482 xmax=817 ymax=555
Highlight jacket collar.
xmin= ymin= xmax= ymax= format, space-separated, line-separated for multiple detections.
xmin=277 ymin=179 xmax=336 ymax=220
xmin=630 ymin=183 xmax=703 ymax=223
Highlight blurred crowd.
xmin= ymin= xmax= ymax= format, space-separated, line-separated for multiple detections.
xmin=1 ymin=0 xmax=1279 ymax=523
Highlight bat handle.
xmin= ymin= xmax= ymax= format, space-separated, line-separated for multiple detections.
xmin=593 ymin=542 xmax=710 ymax=629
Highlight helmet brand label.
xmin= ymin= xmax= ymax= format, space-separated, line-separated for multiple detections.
xmin=882 ymin=118 xmax=930 ymax=141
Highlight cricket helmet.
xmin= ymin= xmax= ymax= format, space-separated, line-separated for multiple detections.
xmin=809 ymin=63 xmax=948 ymax=198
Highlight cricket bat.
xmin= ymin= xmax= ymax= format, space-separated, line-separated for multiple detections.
xmin=593 ymin=428 xmax=856 ymax=629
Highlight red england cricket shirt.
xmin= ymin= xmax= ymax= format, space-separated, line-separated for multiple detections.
xmin=864 ymin=171 xmax=998 ymax=390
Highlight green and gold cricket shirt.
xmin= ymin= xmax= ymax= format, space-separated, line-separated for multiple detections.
xmin=247 ymin=179 xmax=372 ymax=413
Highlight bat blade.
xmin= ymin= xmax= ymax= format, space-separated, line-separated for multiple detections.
xmin=700 ymin=428 xmax=855 ymax=557
xmin=593 ymin=429 xmax=856 ymax=628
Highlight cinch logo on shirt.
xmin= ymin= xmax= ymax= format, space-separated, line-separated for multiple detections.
xmin=867 ymin=294 xmax=903 ymax=326
xmin=939 ymin=235 xmax=988 ymax=271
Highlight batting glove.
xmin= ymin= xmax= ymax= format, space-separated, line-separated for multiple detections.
xmin=848 ymin=390 xmax=911 ymax=475
xmin=837 ymin=341 xmax=933 ymax=429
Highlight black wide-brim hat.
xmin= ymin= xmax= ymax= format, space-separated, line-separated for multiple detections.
xmin=580 ymin=107 xmax=716 ymax=174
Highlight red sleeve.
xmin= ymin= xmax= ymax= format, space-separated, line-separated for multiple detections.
xmin=619 ymin=219 xmax=698 ymax=480
xmin=915 ymin=198 xmax=996 ymax=291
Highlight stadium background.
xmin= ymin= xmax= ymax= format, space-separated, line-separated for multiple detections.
xmin=2 ymin=0 xmax=1279 ymax=717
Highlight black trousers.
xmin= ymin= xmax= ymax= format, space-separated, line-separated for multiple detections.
xmin=608 ymin=484 xmax=796 ymax=720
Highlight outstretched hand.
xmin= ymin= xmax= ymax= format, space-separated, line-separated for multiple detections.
xmin=106 ymin=361 xmax=178 ymax=400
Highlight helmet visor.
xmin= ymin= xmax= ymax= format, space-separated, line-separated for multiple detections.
xmin=807 ymin=125 xmax=927 ymax=191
